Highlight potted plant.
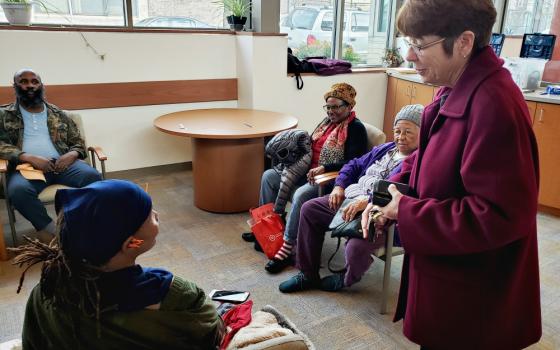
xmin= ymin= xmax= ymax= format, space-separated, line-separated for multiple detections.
xmin=216 ymin=0 xmax=250 ymax=31
xmin=1 ymin=0 xmax=49 ymax=26
xmin=382 ymin=48 xmax=404 ymax=68
xmin=1 ymin=0 xmax=34 ymax=25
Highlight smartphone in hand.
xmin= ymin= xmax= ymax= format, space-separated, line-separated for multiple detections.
xmin=208 ymin=289 xmax=250 ymax=304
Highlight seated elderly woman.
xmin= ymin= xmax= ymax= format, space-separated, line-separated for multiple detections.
xmin=243 ymin=83 xmax=368 ymax=273
xmin=278 ymin=104 xmax=422 ymax=293
xmin=12 ymin=180 xmax=224 ymax=349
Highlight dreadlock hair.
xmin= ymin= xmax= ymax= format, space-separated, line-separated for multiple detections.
xmin=10 ymin=211 xmax=115 ymax=325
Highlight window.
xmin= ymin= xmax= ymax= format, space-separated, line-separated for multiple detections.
xmin=132 ymin=0 xmax=225 ymax=29
xmin=502 ymin=0 xmax=555 ymax=35
xmin=280 ymin=2 xmax=335 ymax=60
xmin=376 ymin=0 xmax=389 ymax=33
xmin=31 ymin=0 xmax=126 ymax=26
xmin=0 ymin=0 xmax=231 ymax=28
xmin=280 ymin=0 xmax=392 ymax=67
xmin=352 ymin=13 xmax=369 ymax=32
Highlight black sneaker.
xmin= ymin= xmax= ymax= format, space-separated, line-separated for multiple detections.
xmin=279 ymin=272 xmax=319 ymax=293
xmin=265 ymin=255 xmax=295 ymax=274
xmin=320 ymin=273 xmax=345 ymax=292
xmin=241 ymin=232 xmax=256 ymax=242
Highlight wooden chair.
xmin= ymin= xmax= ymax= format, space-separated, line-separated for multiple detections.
xmin=0 ymin=112 xmax=107 ymax=251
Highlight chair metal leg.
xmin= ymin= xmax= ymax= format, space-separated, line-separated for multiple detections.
xmin=380 ymin=225 xmax=396 ymax=314
xmin=2 ymin=173 xmax=18 ymax=246
xmin=7 ymin=204 xmax=18 ymax=246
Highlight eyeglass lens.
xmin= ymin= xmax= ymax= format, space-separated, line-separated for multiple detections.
xmin=323 ymin=104 xmax=346 ymax=111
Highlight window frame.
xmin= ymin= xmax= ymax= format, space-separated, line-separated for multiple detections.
xmin=0 ymin=0 xmax=245 ymax=31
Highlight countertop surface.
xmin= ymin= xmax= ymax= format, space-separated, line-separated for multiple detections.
xmin=387 ymin=71 xmax=560 ymax=105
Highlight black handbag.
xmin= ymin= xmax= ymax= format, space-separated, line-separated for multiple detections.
xmin=328 ymin=213 xmax=378 ymax=273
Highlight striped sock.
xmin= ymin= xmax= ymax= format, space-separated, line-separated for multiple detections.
xmin=274 ymin=241 xmax=293 ymax=260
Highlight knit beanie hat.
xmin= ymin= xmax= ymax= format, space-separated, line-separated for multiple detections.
xmin=55 ymin=179 xmax=152 ymax=266
xmin=394 ymin=104 xmax=423 ymax=127
xmin=324 ymin=83 xmax=357 ymax=108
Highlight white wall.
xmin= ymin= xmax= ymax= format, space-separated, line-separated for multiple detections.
xmin=1 ymin=30 xmax=387 ymax=171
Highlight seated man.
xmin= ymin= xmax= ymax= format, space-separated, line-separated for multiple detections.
xmin=0 ymin=68 xmax=101 ymax=240
xmin=12 ymin=180 xmax=225 ymax=349
xmin=278 ymin=104 xmax=422 ymax=293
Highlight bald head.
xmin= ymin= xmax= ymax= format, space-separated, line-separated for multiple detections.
xmin=13 ymin=69 xmax=45 ymax=108
xmin=13 ymin=68 xmax=41 ymax=84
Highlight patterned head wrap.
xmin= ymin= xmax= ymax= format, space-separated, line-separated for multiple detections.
xmin=324 ymin=82 xmax=357 ymax=108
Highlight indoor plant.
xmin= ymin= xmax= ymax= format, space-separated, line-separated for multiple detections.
xmin=216 ymin=0 xmax=250 ymax=31
xmin=1 ymin=0 xmax=48 ymax=26
xmin=382 ymin=48 xmax=404 ymax=68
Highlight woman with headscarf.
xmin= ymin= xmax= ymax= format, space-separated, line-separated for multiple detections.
xmin=361 ymin=0 xmax=541 ymax=348
xmin=278 ymin=104 xmax=422 ymax=293
xmin=12 ymin=180 xmax=224 ymax=350
xmin=243 ymin=83 xmax=369 ymax=274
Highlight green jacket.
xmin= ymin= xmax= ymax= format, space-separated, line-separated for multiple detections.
xmin=22 ymin=276 xmax=223 ymax=350
xmin=0 ymin=102 xmax=86 ymax=165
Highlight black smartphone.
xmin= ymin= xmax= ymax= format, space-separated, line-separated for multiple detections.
xmin=208 ymin=289 xmax=250 ymax=304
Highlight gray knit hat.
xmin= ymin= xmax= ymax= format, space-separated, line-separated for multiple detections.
xmin=394 ymin=104 xmax=423 ymax=127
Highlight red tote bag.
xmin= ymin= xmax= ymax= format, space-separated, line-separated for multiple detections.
xmin=247 ymin=203 xmax=285 ymax=259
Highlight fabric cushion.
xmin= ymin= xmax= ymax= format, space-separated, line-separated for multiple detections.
xmin=38 ymin=184 xmax=71 ymax=203
xmin=362 ymin=122 xmax=386 ymax=150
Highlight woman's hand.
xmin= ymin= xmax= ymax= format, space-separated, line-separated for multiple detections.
xmin=328 ymin=186 xmax=345 ymax=210
xmin=341 ymin=198 xmax=368 ymax=222
xmin=382 ymin=184 xmax=403 ymax=220
xmin=361 ymin=185 xmax=403 ymax=239
xmin=307 ymin=166 xmax=325 ymax=184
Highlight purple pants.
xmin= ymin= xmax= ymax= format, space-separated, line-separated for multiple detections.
xmin=296 ymin=195 xmax=385 ymax=287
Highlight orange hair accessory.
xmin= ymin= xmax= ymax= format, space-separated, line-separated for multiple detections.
xmin=127 ymin=238 xmax=145 ymax=249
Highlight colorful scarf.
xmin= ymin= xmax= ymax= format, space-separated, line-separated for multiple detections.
xmin=312 ymin=111 xmax=356 ymax=166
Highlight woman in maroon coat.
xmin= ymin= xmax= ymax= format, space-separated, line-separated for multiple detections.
xmin=362 ymin=0 xmax=541 ymax=349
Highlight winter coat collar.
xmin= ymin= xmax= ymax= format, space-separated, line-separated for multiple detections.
xmin=437 ymin=46 xmax=503 ymax=119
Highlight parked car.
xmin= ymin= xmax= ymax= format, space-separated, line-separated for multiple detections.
xmin=280 ymin=6 xmax=370 ymax=58
xmin=135 ymin=16 xmax=215 ymax=29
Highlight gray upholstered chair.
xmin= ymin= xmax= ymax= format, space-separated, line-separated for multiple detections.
xmin=0 ymin=112 xmax=107 ymax=247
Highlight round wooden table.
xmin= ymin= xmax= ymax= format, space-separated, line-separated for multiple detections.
xmin=154 ymin=108 xmax=298 ymax=213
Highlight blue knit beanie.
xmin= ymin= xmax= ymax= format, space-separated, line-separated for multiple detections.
xmin=55 ymin=179 xmax=152 ymax=266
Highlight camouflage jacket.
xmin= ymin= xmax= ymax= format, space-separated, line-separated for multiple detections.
xmin=0 ymin=102 xmax=86 ymax=165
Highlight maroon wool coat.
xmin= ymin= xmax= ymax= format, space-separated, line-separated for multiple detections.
xmin=391 ymin=46 xmax=541 ymax=349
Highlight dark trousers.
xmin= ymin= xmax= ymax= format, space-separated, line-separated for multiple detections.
xmin=7 ymin=160 xmax=102 ymax=230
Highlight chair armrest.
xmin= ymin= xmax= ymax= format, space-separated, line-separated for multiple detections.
xmin=0 ymin=159 xmax=8 ymax=173
xmin=87 ymin=146 xmax=108 ymax=161
xmin=314 ymin=171 xmax=339 ymax=186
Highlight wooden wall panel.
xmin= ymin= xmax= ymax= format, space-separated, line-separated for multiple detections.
xmin=0 ymin=79 xmax=238 ymax=110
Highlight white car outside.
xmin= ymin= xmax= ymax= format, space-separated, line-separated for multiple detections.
xmin=280 ymin=6 xmax=369 ymax=59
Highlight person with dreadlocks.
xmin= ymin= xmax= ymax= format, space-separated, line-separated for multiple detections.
xmin=11 ymin=179 xmax=224 ymax=350
xmin=0 ymin=68 xmax=102 ymax=242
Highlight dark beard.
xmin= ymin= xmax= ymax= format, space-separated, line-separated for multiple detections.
xmin=14 ymin=84 xmax=45 ymax=108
